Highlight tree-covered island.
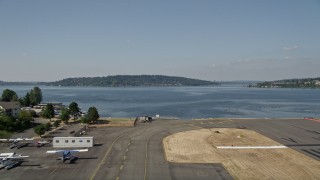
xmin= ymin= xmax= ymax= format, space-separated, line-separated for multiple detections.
xmin=47 ymin=75 xmax=219 ymax=87
xmin=250 ymin=77 xmax=320 ymax=88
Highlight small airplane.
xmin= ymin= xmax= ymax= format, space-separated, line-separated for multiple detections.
xmin=0 ymin=152 xmax=29 ymax=161
xmin=0 ymin=159 xmax=23 ymax=170
xmin=35 ymin=140 xmax=51 ymax=147
xmin=0 ymin=137 xmax=34 ymax=143
xmin=14 ymin=142 xmax=30 ymax=149
xmin=0 ymin=137 xmax=34 ymax=149
xmin=0 ymin=152 xmax=29 ymax=170
xmin=46 ymin=149 xmax=88 ymax=163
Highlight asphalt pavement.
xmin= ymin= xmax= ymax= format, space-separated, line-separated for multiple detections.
xmin=1 ymin=118 xmax=319 ymax=180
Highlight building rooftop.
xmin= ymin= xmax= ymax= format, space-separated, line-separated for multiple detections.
xmin=0 ymin=101 xmax=20 ymax=109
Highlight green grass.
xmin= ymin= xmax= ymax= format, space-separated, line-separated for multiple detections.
xmin=0 ymin=130 xmax=12 ymax=139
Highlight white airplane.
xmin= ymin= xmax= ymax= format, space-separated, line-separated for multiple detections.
xmin=0 ymin=152 xmax=29 ymax=161
xmin=0 ymin=137 xmax=34 ymax=143
xmin=0 ymin=152 xmax=29 ymax=170
xmin=0 ymin=137 xmax=34 ymax=149
xmin=46 ymin=149 xmax=88 ymax=163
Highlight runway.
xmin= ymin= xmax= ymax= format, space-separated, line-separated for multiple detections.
xmin=90 ymin=119 xmax=232 ymax=180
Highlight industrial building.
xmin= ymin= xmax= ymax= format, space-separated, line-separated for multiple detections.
xmin=53 ymin=137 xmax=94 ymax=148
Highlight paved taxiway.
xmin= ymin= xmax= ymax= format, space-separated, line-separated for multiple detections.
xmin=1 ymin=118 xmax=320 ymax=179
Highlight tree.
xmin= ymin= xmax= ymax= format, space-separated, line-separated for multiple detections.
xmin=34 ymin=125 xmax=45 ymax=136
xmin=30 ymin=87 xmax=42 ymax=106
xmin=44 ymin=122 xmax=52 ymax=131
xmin=0 ymin=112 xmax=32 ymax=132
xmin=87 ymin=106 xmax=99 ymax=123
xmin=27 ymin=110 xmax=37 ymax=117
xmin=0 ymin=114 xmax=14 ymax=131
xmin=18 ymin=110 xmax=33 ymax=122
xmin=41 ymin=103 xmax=55 ymax=119
xmin=19 ymin=92 xmax=30 ymax=106
xmin=53 ymin=120 xmax=61 ymax=128
xmin=18 ymin=98 xmax=25 ymax=106
xmin=80 ymin=116 xmax=90 ymax=124
xmin=0 ymin=130 xmax=12 ymax=139
xmin=12 ymin=94 xmax=18 ymax=102
xmin=23 ymin=92 xmax=31 ymax=106
xmin=60 ymin=108 xmax=70 ymax=123
xmin=69 ymin=102 xmax=80 ymax=119
xmin=1 ymin=89 xmax=18 ymax=102
xmin=17 ymin=111 xmax=33 ymax=129
xmin=19 ymin=88 xmax=41 ymax=107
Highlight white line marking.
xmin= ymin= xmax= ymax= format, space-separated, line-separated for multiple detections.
xmin=217 ymin=146 xmax=287 ymax=149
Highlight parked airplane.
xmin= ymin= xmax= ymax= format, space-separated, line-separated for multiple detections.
xmin=0 ymin=152 xmax=29 ymax=160
xmin=0 ymin=137 xmax=34 ymax=149
xmin=0 ymin=137 xmax=34 ymax=143
xmin=46 ymin=149 xmax=88 ymax=163
xmin=35 ymin=140 xmax=51 ymax=147
xmin=0 ymin=152 xmax=29 ymax=170
xmin=13 ymin=142 xmax=30 ymax=149
xmin=0 ymin=159 xmax=23 ymax=170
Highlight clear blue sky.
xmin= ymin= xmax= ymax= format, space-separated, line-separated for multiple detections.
xmin=0 ymin=0 xmax=319 ymax=81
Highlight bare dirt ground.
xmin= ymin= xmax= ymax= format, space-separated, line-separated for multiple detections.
xmin=163 ymin=128 xmax=320 ymax=180
xmin=89 ymin=118 xmax=135 ymax=127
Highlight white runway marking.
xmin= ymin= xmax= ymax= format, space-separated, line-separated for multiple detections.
xmin=217 ymin=146 xmax=287 ymax=149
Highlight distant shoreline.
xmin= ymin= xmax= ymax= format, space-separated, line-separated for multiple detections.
xmin=1 ymin=75 xmax=220 ymax=87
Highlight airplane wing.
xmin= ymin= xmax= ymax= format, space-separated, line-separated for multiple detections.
xmin=14 ymin=138 xmax=34 ymax=141
xmin=0 ymin=153 xmax=29 ymax=160
xmin=70 ymin=149 xmax=88 ymax=153
xmin=3 ymin=155 xmax=29 ymax=159
xmin=0 ymin=153 xmax=14 ymax=157
xmin=1 ymin=138 xmax=34 ymax=142
xmin=46 ymin=150 xmax=65 ymax=154
xmin=46 ymin=149 xmax=88 ymax=154
xmin=0 ymin=139 xmax=10 ymax=142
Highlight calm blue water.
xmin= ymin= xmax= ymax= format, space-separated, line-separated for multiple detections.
xmin=1 ymin=85 xmax=320 ymax=119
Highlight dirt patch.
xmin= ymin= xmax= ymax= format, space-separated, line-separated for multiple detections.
xmin=89 ymin=118 xmax=135 ymax=127
xmin=163 ymin=128 xmax=320 ymax=180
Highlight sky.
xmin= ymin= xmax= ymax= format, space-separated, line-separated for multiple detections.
xmin=0 ymin=0 xmax=320 ymax=82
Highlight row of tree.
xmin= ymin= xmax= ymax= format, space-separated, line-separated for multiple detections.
xmin=1 ymin=87 xmax=101 ymax=137
xmin=47 ymin=75 xmax=219 ymax=87
xmin=0 ymin=87 xmax=41 ymax=138
xmin=254 ymin=77 xmax=320 ymax=88
xmin=34 ymin=122 xmax=53 ymax=136
xmin=19 ymin=87 xmax=42 ymax=106
xmin=1 ymin=89 xmax=18 ymax=102
xmin=1 ymin=87 xmax=42 ymax=106
xmin=34 ymin=102 xmax=99 ymax=136
xmin=40 ymin=101 xmax=99 ymax=124
xmin=0 ymin=110 xmax=34 ymax=134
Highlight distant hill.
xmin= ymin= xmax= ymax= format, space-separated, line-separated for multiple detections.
xmin=0 ymin=81 xmax=46 ymax=86
xmin=47 ymin=75 xmax=219 ymax=87
xmin=252 ymin=77 xmax=320 ymax=88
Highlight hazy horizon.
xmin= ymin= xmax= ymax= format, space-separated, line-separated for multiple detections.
xmin=1 ymin=0 xmax=319 ymax=82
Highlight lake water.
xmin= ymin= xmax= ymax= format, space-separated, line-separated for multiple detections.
xmin=1 ymin=85 xmax=320 ymax=119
